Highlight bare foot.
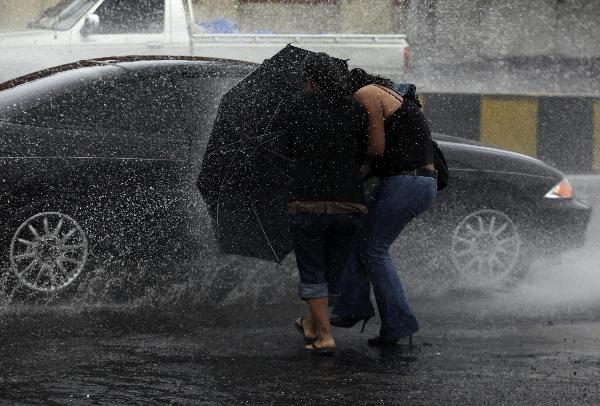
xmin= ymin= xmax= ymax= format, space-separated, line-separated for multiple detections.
xmin=295 ymin=316 xmax=317 ymax=341
xmin=305 ymin=336 xmax=335 ymax=351
xmin=304 ymin=337 xmax=336 ymax=354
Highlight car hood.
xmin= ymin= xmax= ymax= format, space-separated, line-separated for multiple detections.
xmin=433 ymin=132 xmax=565 ymax=181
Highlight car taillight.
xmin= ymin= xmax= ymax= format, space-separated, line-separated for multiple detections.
xmin=544 ymin=178 xmax=574 ymax=199
xmin=403 ymin=47 xmax=411 ymax=72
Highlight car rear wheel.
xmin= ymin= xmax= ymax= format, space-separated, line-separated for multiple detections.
xmin=10 ymin=211 xmax=88 ymax=293
xmin=450 ymin=209 xmax=522 ymax=285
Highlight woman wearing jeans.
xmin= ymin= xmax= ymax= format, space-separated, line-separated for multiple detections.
xmin=331 ymin=69 xmax=438 ymax=346
xmin=285 ymin=54 xmax=367 ymax=354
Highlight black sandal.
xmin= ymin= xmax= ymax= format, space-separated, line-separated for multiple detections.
xmin=294 ymin=317 xmax=317 ymax=344
xmin=304 ymin=342 xmax=335 ymax=355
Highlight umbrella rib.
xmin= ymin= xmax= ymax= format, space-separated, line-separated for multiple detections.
xmin=255 ymin=129 xmax=286 ymax=143
xmin=257 ymin=103 xmax=283 ymax=143
xmin=250 ymin=200 xmax=281 ymax=263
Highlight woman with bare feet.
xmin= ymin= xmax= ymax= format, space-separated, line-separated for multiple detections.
xmin=284 ymin=53 xmax=367 ymax=354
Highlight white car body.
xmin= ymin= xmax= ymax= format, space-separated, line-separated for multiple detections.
xmin=0 ymin=0 xmax=409 ymax=83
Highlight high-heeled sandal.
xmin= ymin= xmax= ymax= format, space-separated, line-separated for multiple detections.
xmin=367 ymin=334 xmax=413 ymax=348
xmin=294 ymin=317 xmax=317 ymax=344
xmin=330 ymin=316 xmax=372 ymax=333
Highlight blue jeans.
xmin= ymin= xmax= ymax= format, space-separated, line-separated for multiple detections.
xmin=291 ymin=212 xmax=363 ymax=300
xmin=333 ymin=175 xmax=437 ymax=340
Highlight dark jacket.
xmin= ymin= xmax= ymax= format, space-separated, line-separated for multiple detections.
xmin=283 ymin=91 xmax=366 ymax=204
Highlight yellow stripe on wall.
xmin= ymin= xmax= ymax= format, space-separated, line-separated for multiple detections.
xmin=480 ymin=97 xmax=538 ymax=157
xmin=594 ymin=101 xmax=600 ymax=172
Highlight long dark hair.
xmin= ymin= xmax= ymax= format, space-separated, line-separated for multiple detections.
xmin=349 ymin=68 xmax=395 ymax=93
xmin=302 ymin=52 xmax=352 ymax=100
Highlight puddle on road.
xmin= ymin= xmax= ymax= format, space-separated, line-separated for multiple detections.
xmin=0 ymin=326 xmax=420 ymax=405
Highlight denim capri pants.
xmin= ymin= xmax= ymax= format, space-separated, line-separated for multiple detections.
xmin=290 ymin=212 xmax=363 ymax=300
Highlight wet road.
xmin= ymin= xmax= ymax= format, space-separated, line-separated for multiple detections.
xmin=1 ymin=303 xmax=600 ymax=405
xmin=0 ymin=175 xmax=599 ymax=405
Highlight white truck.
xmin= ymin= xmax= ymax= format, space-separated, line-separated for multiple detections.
xmin=0 ymin=0 xmax=410 ymax=83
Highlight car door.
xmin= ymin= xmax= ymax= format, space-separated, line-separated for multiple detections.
xmin=3 ymin=69 xmax=195 ymax=204
xmin=69 ymin=0 xmax=171 ymax=59
xmin=1 ymin=69 xmax=200 ymax=271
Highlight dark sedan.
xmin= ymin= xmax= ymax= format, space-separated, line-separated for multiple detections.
xmin=0 ymin=56 xmax=591 ymax=295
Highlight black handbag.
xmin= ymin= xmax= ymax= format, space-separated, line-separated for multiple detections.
xmin=431 ymin=140 xmax=449 ymax=190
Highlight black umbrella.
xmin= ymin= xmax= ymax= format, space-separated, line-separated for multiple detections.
xmin=197 ymin=45 xmax=348 ymax=262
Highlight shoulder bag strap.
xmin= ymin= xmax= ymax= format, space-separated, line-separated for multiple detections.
xmin=373 ymin=84 xmax=404 ymax=104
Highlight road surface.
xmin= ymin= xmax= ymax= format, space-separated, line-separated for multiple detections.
xmin=0 ymin=175 xmax=598 ymax=405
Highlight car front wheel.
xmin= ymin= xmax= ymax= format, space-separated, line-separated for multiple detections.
xmin=450 ymin=209 xmax=523 ymax=285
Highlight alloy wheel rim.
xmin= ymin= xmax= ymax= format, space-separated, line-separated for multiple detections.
xmin=10 ymin=212 xmax=88 ymax=292
xmin=451 ymin=209 xmax=521 ymax=284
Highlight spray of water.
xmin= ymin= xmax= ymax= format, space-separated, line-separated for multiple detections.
xmin=491 ymin=246 xmax=600 ymax=315
xmin=413 ymin=176 xmax=600 ymax=320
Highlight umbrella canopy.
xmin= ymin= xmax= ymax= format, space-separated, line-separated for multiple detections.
xmin=197 ymin=45 xmax=349 ymax=262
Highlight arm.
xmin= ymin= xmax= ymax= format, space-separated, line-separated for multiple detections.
xmin=354 ymin=87 xmax=385 ymax=161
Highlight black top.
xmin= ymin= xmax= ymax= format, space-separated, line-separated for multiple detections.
xmin=283 ymin=91 xmax=366 ymax=204
xmin=371 ymin=98 xmax=435 ymax=178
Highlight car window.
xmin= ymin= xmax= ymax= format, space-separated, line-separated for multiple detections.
xmin=30 ymin=0 xmax=97 ymax=31
xmin=94 ymin=0 xmax=164 ymax=34
xmin=8 ymin=73 xmax=239 ymax=137
xmin=10 ymin=76 xmax=187 ymax=135
xmin=0 ymin=65 xmax=120 ymax=120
